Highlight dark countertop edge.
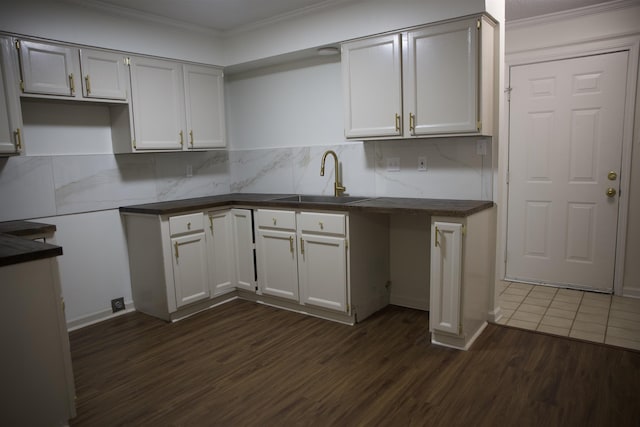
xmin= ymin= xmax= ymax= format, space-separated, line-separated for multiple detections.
xmin=119 ymin=194 xmax=495 ymax=217
xmin=0 ymin=220 xmax=57 ymax=237
xmin=0 ymin=234 xmax=63 ymax=268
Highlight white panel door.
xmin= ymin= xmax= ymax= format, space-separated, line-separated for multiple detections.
xmin=429 ymin=221 xmax=462 ymax=335
xmin=206 ymin=210 xmax=235 ymax=296
xmin=507 ymin=52 xmax=628 ymax=291
xmin=231 ymin=209 xmax=256 ymax=292
xmin=298 ymin=234 xmax=347 ymax=312
xmin=256 ymin=229 xmax=299 ymax=301
xmin=183 ymin=65 xmax=225 ymax=149
xmin=404 ymin=18 xmax=478 ymax=135
xmin=18 ymin=40 xmax=79 ymax=97
xmin=342 ymin=34 xmax=403 ymax=138
xmin=171 ymin=232 xmax=210 ymax=308
xmin=129 ymin=57 xmax=184 ymax=150
xmin=79 ymin=49 xmax=129 ymax=100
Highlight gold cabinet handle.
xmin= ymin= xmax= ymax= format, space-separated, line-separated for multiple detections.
xmin=209 ymin=215 xmax=214 ymax=234
xmin=272 ymin=218 xmax=277 ymax=226
xmin=606 ymin=188 xmax=617 ymax=198
xmin=189 ymin=130 xmax=194 ymax=147
xmin=174 ymin=241 xmax=179 ymax=259
xmin=409 ymin=113 xmax=415 ymax=133
xmin=300 ymin=237 xmax=305 ymax=255
xmin=434 ymin=226 xmax=440 ymax=247
xmin=289 ymin=236 xmax=294 ymax=253
xmin=395 ymin=113 xmax=400 ymax=132
xmin=85 ymin=75 xmax=91 ymax=95
xmin=187 ymin=222 xmax=191 ymax=230
xmin=69 ymin=73 xmax=75 ymax=95
xmin=179 ymin=130 xmax=184 ymax=146
xmin=14 ymin=128 xmax=22 ymax=151
xmin=319 ymin=221 xmax=324 ymax=230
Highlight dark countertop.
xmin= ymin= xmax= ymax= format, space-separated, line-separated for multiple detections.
xmin=120 ymin=193 xmax=494 ymax=217
xmin=0 ymin=221 xmax=62 ymax=268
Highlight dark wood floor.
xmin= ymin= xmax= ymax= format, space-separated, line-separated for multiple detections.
xmin=69 ymin=300 xmax=640 ymax=426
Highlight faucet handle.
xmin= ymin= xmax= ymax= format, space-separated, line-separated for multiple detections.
xmin=335 ymin=182 xmax=346 ymax=197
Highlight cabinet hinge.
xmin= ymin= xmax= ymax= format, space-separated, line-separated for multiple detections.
xmin=124 ymin=57 xmax=131 ymax=66
xmin=15 ymin=40 xmax=20 ymax=50
xmin=505 ymin=86 xmax=512 ymax=102
xmin=345 ymin=239 xmax=349 ymax=250
xmin=477 ymin=19 xmax=481 ymax=30
xmin=476 ymin=120 xmax=482 ymax=131
xmin=19 ymin=80 xmax=24 ymax=92
xmin=347 ymin=304 xmax=350 ymax=312
xmin=132 ymin=139 xmax=136 ymax=149
xmin=462 ymin=224 xmax=467 ymax=236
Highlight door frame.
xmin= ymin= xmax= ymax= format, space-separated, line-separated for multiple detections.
xmin=499 ymin=35 xmax=639 ymax=295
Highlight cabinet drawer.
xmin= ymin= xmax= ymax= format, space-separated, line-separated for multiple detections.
xmin=256 ymin=209 xmax=296 ymax=231
xmin=298 ymin=212 xmax=346 ymax=236
xmin=169 ymin=213 xmax=204 ymax=236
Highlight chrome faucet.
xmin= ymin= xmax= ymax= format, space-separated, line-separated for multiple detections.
xmin=320 ymin=150 xmax=346 ymax=197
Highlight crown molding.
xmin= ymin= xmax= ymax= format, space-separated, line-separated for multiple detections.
xmin=222 ymin=0 xmax=356 ymax=38
xmin=506 ymin=0 xmax=639 ymax=30
xmin=62 ymin=0 xmax=222 ymax=37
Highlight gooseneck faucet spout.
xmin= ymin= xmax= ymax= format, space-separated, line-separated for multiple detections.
xmin=320 ymin=150 xmax=346 ymax=197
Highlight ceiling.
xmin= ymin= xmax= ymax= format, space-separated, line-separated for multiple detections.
xmin=90 ymin=0 xmax=618 ymax=32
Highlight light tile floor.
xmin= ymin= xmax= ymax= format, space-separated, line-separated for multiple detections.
xmin=497 ymin=281 xmax=640 ymax=351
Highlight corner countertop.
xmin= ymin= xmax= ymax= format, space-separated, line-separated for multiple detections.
xmin=0 ymin=221 xmax=62 ymax=268
xmin=119 ymin=193 xmax=494 ymax=217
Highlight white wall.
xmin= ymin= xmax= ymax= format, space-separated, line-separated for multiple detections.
xmin=503 ymin=1 xmax=640 ymax=296
xmin=0 ymin=0 xmax=225 ymax=65
xmin=223 ymin=0 xmax=487 ymax=65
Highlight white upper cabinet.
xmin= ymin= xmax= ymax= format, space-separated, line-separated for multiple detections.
xmin=79 ymin=49 xmax=129 ymax=101
xmin=341 ymin=15 xmax=494 ymax=139
xmin=404 ymin=19 xmax=478 ymax=135
xmin=0 ymin=37 xmax=23 ymax=155
xmin=17 ymin=40 xmax=78 ymax=97
xmin=342 ymin=34 xmax=402 ymax=138
xmin=127 ymin=57 xmax=226 ymax=152
xmin=129 ymin=56 xmax=185 ymax=151
xmin=15 ymin=40 xmax=129 ymax=103
xmin=183 ymin=65 xmax=225 ymax=149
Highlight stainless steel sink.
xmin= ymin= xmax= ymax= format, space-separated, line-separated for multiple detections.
xmin=273 ymin=195 xmax=370 ymax=204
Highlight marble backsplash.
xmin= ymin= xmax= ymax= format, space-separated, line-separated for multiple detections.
xmin=0 ymin=137 xmax=492 ymax=222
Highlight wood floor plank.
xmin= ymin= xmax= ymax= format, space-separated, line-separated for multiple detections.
xmin=69 ymin=300 xmax=640 ymax=426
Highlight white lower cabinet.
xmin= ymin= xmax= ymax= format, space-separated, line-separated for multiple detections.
xmin=298 ymin=212 xmax=348 ymax=312
xmin=169 ymin=212 xmax=209 ymax=308
xmin=429 ymin=207 xmax=496 ymax=350
xmin=123 ymin=208 xmax=256 ymax=321
xmin=255 ymin=209 xmax=388 ymax=321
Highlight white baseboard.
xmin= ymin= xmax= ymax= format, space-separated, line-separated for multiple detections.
xmin=622 ymin=287 xmax=640 ymax=299
xmin=67 ymin=300 xmax=135 ymax=332
xmin=489 ymin=306 xmax=503 ymax=323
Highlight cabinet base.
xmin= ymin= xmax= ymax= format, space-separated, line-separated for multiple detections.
xmin=430 ymin=321 xmax=488 ymax=351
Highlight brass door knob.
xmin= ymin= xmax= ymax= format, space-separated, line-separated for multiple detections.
xmin=606 ymin=188 xmax=617 ymax=198
xmin=608 ymin=171 xmax=618 ymax=180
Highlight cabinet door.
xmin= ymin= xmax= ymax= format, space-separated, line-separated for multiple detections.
xmin=256 ymin=229 xmax=299 ymax=301
xmin=0 ymin=38 xmax=22 ymax=154
xmin=429 ymin=222 xmax=463 ymax=335
xmin=206 ymin=210 xmax=235 ymax=296
xmin=342 ymin=34 xmax=403 ymax=138
xmin=298 ymin=233 xmax=347 ymax=312
xmin=231 ymin=209 xmax=256 ymax=292
xmin=404 ymin=18 xmax=478 ymax=135
xmin=129 ymin=57 xmax=185 ymax=150
xmin=79 ymin=49 xmax=129 ymax=101
xmin=171 ymin=232 xmax=210 ymax=308
xmin=17 ymin=40 xmax=79 ymax=97
xmin=183 ymin=65 xmax=225 ymax=149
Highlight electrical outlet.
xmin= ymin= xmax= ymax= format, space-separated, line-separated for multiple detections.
xmin=387 ymin=157 xmax=400 ymax=172
xmin=418 ymin=156 xmax=427 ymax=171
xmin=111 ymin=297 xmax=125 ymax=313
